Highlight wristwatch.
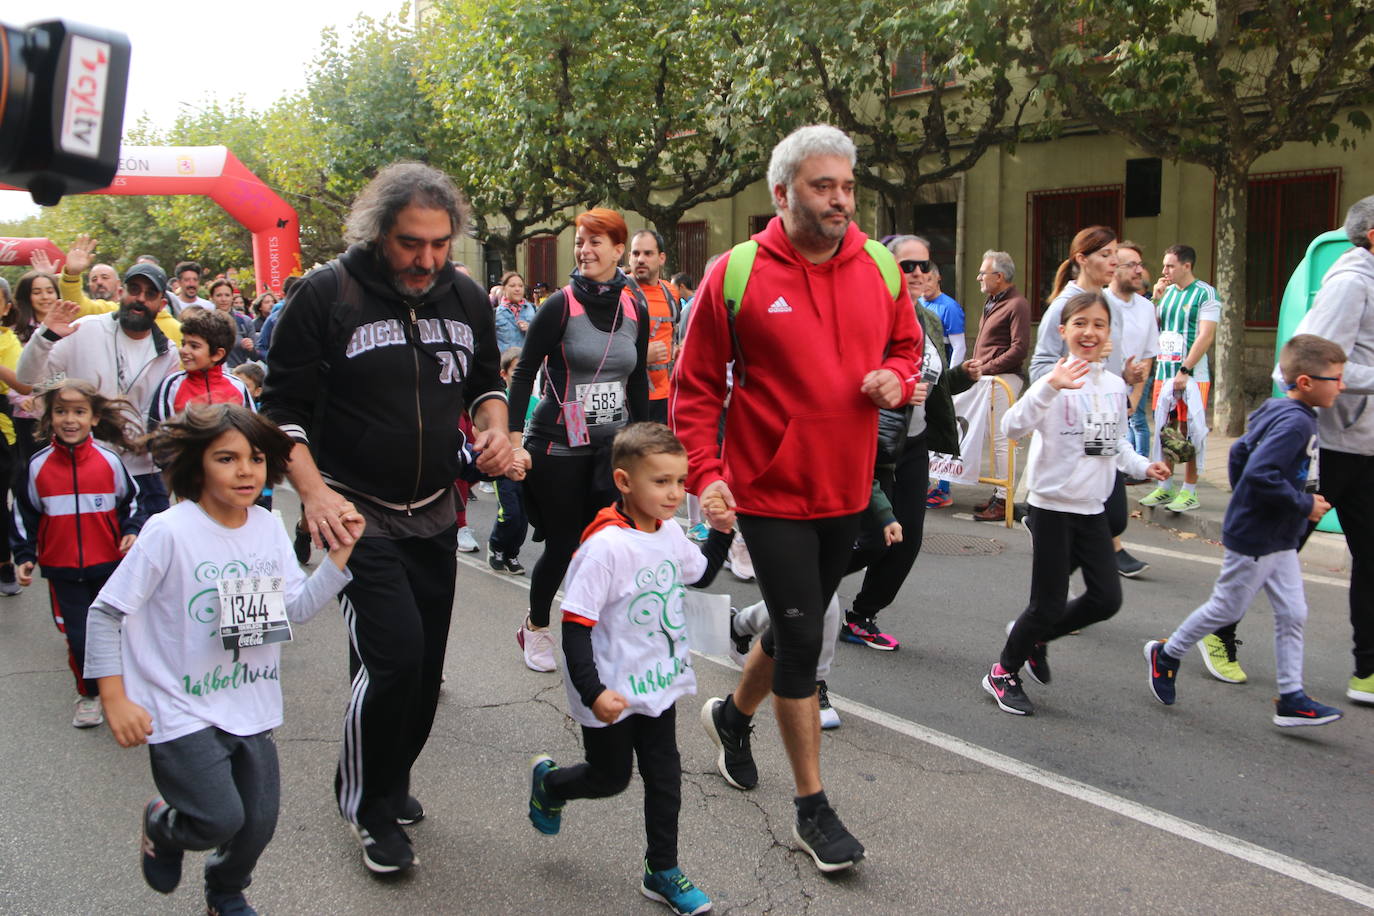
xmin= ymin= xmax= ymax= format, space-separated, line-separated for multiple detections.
xmin=1178 ymin=365 xmax=1193 ymax=376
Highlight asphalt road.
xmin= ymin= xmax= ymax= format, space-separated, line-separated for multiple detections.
xmin=0 ymin=487 xmax=1368 ymax=914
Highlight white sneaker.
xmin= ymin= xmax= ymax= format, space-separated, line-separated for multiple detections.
xmin=72 ymin=695 xmax=104 ymax=728
xmin=728 ymin=536 xmax=755 ymax=581
xmin=476 ymin=481 xmax=496 ymax=494
xmin=517 ymin=623 xmax=557 ymax=672
xmin=457 ymin=526 xmax=480 ymax=553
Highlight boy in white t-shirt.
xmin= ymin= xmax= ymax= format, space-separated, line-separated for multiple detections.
xmin=84 ymin=405 xmax=364 ymax=916
xmin=527 ymin=423 xmax=731 ymax=916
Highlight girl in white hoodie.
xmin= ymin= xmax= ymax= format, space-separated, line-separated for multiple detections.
xmin=982 ymin=291 xmax=1171 ymax=716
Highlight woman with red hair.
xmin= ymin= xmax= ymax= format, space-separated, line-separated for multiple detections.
xmin=506 ymin=208 xmax=650 ymax=671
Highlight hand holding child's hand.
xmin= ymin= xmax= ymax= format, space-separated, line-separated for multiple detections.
xmin=119 ymin=534 xmax=137 ymax=554
xmin=1046 ymin=357 xmax=1090 ymax=391
xmin=326 ymin=510 xmax=366 ymax=570
xmin=1145 ymin=462 xmax=1172 ymax=482
xmin=105 ymin=696 xmax=153 ymax=747
xmin=883 ymin=521 xmax=903 ymax=545
xmin=15 ymin=561 xmax=33 ymax=587
xmin=1309 ymin=493 xmax=1331 ymax=522
xmin=701 ymin=479 xmax=736 ymax=533
xmin=591 ymin=689 xmax=629 ymax=724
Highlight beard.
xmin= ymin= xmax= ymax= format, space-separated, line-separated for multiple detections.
xmin=788 ymin=188 xmax=852 ymax=245
xmin=118 ymin=300 xmax=155 ymax=333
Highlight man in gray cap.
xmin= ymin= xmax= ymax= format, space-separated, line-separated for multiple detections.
xmin=17 ymin=262 xmax=180 ymax=513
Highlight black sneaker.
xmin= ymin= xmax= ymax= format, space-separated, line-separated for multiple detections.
xmin=503 ymin=557 xmax=525 ymax=576
xmin=982 ymin=667 xmax=1034 ymax=715
xmin=793 ymin=802 xmax=865 ymax=872
xmin=140 ymin=797 xmax=183 ymax=894
xmin=351 ymin=821 xmax=416 ymax=874
xmin=206 ymin=891 xmax=258 ymax=915
xmin=1116 ymin=549 xmax=1149 ymax=578
xmin=488 ymin=551 xmax=506 ymax=573
xmin=396 ymin=795 xmax=425 ymax=826
xmin=293 ymin=525 xmax=311 ymax=565
xmin=700 ymin=696 xmax=757 ymax=790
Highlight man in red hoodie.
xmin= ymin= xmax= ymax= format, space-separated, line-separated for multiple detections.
xmin=672 ymin=124 xmax=921 ymax=873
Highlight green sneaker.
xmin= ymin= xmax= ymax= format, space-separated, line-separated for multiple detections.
xmin=1347 ymin=673 xmax=1374 ymax=704
xmin=1138 ymin=486 xmax=1177 ymax=507
xmin=528 ymin=754 xmax=564 ymax=835
xmin=1165 ymin=490 xmax=1200 ymax=512
xmin=1199 ymin=634 xmax=1246 ymax=684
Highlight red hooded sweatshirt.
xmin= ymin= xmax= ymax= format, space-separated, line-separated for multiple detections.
xmin=669 ymin=218 xmax=922 ymax=519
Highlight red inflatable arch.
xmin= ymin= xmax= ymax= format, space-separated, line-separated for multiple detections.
xmin=1 ymin=145 xmax=301 ymax=294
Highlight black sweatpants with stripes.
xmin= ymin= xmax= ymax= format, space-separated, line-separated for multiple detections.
xmin=334 ymin=528 xmax=456 ymax=832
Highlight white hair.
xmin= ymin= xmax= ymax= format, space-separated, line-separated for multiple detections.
xmin=1344 ymin=194 xmax=1374 ymax=249
xmin=767 ymin=125 xmax=857 ymax=211
xmin=982 ymin=250 xmax=1015 ymax=283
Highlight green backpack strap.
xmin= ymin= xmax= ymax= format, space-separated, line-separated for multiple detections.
xmin=723 ymin=240 xmax=760 ymax=315
xmin=863 ymin=238 xmax=903 ymax=300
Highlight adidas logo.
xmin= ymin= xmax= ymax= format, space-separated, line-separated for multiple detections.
xmin=767 ymin=297 xmax=793 ymax=314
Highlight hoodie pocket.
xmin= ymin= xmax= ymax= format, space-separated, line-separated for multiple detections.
xmin=1334 ymin=394 xmax=1369 ymax=432
xmin=743 ymin=410 xmax=874 ymax=512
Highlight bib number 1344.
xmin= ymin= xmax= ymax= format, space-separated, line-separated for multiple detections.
xmin=217 ymin=577 xmax=292 ymax=650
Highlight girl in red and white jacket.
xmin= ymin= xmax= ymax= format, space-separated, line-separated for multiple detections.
xmin=14 ymin=379 xmax=143 ymax=729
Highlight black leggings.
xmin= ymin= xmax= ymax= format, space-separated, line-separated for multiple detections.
xmin=544 ymin=706 xmax=681 ymax=871
xmin=522 ymin=440 xmax=618 ymax=628
xmin=1001 ymin=506 xmax=1121 ymax=672
xmin=850 ymin=434 xmax=929 ymax=619
xmin=743 ymin=512 xmax=861 ymax=699
xmin=1106 ymin=472 xmax=1127 ymax=538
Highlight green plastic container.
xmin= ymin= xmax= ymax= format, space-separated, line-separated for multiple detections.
xmin=1273 ymin=229 xmax=1351 ymax=533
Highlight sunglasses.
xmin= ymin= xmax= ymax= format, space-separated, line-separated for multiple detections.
xmin=899 ymin=259 xmax=932 ymax=274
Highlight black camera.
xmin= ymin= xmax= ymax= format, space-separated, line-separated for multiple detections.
xmin=0 ymin=19 xmax=130 ymax=206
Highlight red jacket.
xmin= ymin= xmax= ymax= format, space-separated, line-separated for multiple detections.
xmin=670 ymin=218 xmax=922 ymax=519
xmin=14 ymin=436 xmax=142 ymax=580
xmin=147 ymin=365 xmax=255 ymax=426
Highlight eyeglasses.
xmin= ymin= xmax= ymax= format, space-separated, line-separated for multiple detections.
xmin=1308 ymin=374 xmax=1343 ymax=382
xmin=975 ymin=270 xmax=1001 ymax=278
xmin=899 ymin=259 xmax=932 ymax=274
xmin=1118 ymin=261 xmax=1143 ymax=270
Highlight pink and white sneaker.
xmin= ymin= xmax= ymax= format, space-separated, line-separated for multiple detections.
xmin=839 ymin=616 xmax=899 ymax=651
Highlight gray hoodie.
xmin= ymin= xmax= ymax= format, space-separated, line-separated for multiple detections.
xmin=1292 ymin=245 xmax=1374 ymax=455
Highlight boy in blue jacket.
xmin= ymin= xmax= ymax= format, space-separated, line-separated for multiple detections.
xmin=1145 ymin=334 xmax=1346 ymax=727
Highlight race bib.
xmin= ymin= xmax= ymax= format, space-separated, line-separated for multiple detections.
xmin=1305 ymin=435 xmax=1320 ymax=493
xmin=217 ymin=576 xmax=291 ymax=650
xmin=577 ymin=381 xmax=625 ymax=426
xmin=1083 ymin=409 xmax=1119 ymax=457
xmin=1158 ymin=330 xmax=1186 ymax=363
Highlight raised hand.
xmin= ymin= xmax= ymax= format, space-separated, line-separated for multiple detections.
xmin=29 ymin=248 xmax=61 ymax=275
xmin=65 ymin=234 xmax=97 ymax=275
xmin=1046 ymin=357 xmax=1091 ymax=391
xmin=45 ymin=299 xmax=82 ymax=337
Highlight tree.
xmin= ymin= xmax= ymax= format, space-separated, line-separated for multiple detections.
xmin=745 ymin=0 xmax=1036 ymax=226
xmin=424 ymin=0 xmax=781 ymax=269
xmin=418 ymin=1 xmax=592 ymax=272
xmin=265 ymin=15 xmax=456 ymax=266
xmin=1016 ymin=0 xmax=1374 ymax=433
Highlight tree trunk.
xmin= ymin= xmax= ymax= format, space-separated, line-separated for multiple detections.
xmin=654 ymin=219 xmax=682 ymax=279
xmin=1211 ymin=166 xmax=1251 ymax=437
xmin=492 ymin=234 xmax=519 ymax=274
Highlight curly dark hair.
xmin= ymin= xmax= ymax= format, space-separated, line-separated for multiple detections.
xmin=147 ymin=404 xmax=293 ymax=501
xmin=34 ymin=379 xmax=142 ymax=453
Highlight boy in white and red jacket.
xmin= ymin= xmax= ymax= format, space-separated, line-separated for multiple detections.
xmin=147 ymin=307 xmax=255 ymax=428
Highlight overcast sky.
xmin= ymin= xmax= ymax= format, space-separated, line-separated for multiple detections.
xmin=1 ymin=0 xmax=407 ymax=223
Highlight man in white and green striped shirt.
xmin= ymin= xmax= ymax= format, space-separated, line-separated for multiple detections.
xmin=1140 ymin=244 xmax=1219 ymax=513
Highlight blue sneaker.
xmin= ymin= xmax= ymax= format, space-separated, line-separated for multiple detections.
xmin=206 ymin=891 xmax=258 ymax=915
xmin=140 ymin=797 xmax=183 ymax=894
xmin=1145 ymin=640 xmax=1179 ymax=705
xmin=687 ymin=523 xmax=709 ymax=542
xmin=640 ymin=861 xmax=712 ymax=915
xmin=1273 ymin=690 xmax=1342 ymax=727
xmin=528 ymin=755 xmax=564 ymax=834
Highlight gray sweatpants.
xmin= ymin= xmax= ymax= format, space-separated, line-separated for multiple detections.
xmin=734 ymin=594 xmax=841 ymax=679
xmin=148 ymin=727 xmax=280 ymax=897
xmin=1164 ymin=549 xmax=1308 ymax=694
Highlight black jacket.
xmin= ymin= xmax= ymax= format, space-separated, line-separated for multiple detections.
xmin=262 ymin=244 xmax=506 ymax=508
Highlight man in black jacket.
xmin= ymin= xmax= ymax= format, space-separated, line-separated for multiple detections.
xmin=263 ymin=163 xmax=512 ymax=875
